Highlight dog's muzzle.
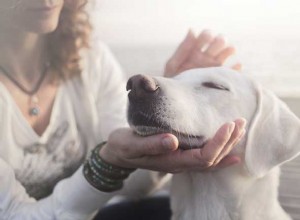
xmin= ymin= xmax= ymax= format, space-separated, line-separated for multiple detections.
xmin=126 ymin=74 xmax=206 ymax=150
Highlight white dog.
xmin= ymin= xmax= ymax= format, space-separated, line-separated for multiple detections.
xmin=126 ymin=67 xmax=300 ymax=220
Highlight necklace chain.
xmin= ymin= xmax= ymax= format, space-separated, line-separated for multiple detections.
xmin=0 ymin=63 xmax=50 ymax=117
xmin=0 ymin=63 xmax=49 ymax=96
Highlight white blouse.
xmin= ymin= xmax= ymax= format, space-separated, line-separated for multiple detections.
xmin=0 ymin=41 xmax=164 ymax=220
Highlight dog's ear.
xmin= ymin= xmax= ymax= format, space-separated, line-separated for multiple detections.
xmin=245 ymin=85 xmax=300 ymax=178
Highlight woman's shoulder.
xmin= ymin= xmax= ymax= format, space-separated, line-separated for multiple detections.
xmin=82 ymin=38 xmax=119 ymax=70
xmin=80 ymin=38 xmax=125 ymax=91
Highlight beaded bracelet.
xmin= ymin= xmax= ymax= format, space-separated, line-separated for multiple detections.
xmin=83 ymin=142 xmax=136 ymax=192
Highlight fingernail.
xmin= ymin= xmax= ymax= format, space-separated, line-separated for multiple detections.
xmin=162 ymin=137 xmax=176 ymax=150
xmin=187 ymin=29 xmax=195 ymax=36
xmin=238 ymin=118 xmax=247 ymax=129
xmin=186 ymin=29 xmax=196 ymax=41
xmin=228 ymin=122 xmax=235 ymax=134
xmin=238 ymin=129 xmax=246 ymax=139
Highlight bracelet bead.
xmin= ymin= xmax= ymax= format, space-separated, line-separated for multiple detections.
xmin=83 ymin=142 xmax=136 ymax=192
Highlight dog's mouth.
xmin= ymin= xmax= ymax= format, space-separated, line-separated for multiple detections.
xmin=132 ymin=125 xmax=207 ymax=150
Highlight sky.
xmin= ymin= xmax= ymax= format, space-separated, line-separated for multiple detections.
xmin=91 ymin=0 xmax=300 ymax=45
xmin=89 ymin=0 xmax=300 ymax=96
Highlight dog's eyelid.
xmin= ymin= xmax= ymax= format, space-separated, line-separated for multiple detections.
xmin=201 ymin=82 xmax=230 ymax=91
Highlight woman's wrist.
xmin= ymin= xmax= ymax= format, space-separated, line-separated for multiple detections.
xmin=83 ymin=142 xmax=136 ymax=192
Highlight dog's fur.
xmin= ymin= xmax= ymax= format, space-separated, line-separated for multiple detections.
xmin=127 ymin=67 xmax=300 ymax=220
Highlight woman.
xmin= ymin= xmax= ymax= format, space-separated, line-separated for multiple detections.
xmin=0 ymin=0 xmax=245 ymax=219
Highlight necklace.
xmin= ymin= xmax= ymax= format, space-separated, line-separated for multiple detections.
xmin=0 ymin=63 xmax=49 ymax=117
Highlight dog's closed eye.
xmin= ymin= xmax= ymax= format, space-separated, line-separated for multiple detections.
xmin=202 ymin=82 xmax=230 ymax=91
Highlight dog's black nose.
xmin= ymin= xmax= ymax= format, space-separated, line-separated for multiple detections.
xmin=127 ymin=74 xmax=159 ymax=101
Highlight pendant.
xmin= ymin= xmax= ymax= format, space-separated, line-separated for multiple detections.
xmin=29 ymin=107 xmax=40 ymax=116
xmin=29 ymin=95 xmax=40 ymax=116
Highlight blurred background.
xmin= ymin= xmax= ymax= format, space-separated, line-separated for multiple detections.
xmin=89 ymin=0 xmax=300 ymax=116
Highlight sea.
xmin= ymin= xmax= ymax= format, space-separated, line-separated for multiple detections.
xmin=108 ymin=37 xmax=300 ymax=98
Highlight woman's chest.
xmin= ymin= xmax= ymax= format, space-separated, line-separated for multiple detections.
xmin=1 ymin=77 xmax=59 ymax=137
xmin=0 ymin=98 xmax=88 ymax=199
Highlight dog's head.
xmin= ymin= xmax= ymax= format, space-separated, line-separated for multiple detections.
xmin=127 ymin=67 xmax=300 ymax=177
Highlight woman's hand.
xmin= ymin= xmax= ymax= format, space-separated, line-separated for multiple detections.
xmin=164 ymin=30 xmax=242 ymax=78
xmin=99 ymin=118 xmax=246 ymax=173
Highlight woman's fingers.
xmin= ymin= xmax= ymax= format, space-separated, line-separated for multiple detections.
xmin=216 ymin=47 xmax=243 ymax=72
xmin=215 ymin=47 xmax=236 ymax=64
xmin=195 ymin=30 xmax=213 ymax=51
xmin=204 ymin=35 xmax=226 ymax=57
xmin=102 ymin=118 xmax=245 ymax=173
xmin=146 ymin=122 xmax=238 ymax=173
xmin=128 ymin=133 xmax=179 ymax=158
xmin=196 ymin=122 xmax=236 ymax=168
xmin=164 ymin=30 xmax=197 ymax=77
xmin=213 ymin=118 xmax=247 ymax=165
xmin=105 ymin=128 xmax=178 ymax=159
xmin=172 ymin=119 xmax=246 ymax=172
xmin=140 ymin=121 xmax=239 ymax=172
xmin=164 ymin=29 xmax=241 ymax=76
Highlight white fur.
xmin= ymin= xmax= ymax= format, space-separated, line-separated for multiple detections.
xmin=149 ymin=68 xmax=300 ymax=220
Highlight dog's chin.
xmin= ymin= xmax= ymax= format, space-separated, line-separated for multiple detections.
xmin=132 ymin=125 xmax=207 ymax=150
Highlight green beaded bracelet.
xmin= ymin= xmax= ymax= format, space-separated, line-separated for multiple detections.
xmin=83 ymin=142 xmax=136 ymax=192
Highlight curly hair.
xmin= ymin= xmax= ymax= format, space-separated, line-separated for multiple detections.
xmin=47 ymin=0 xmax=92 ymax=82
